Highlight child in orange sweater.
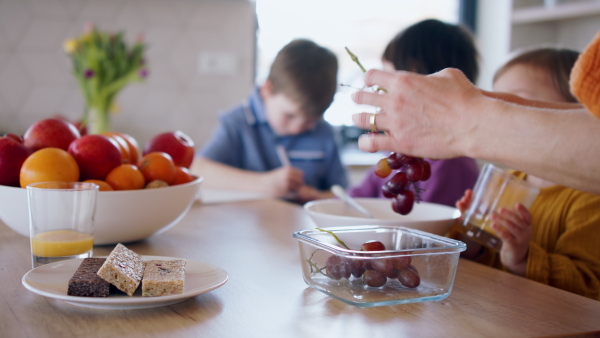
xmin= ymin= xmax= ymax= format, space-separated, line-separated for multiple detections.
xmin=452 ymin=47 xmax=600 ymax=300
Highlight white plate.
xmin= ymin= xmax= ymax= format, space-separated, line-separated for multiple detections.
xmin=21 ymin=255 xmax=228 ymax=310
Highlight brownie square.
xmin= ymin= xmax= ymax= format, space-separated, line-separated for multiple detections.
xmin=68 ymin=258 xmax=111 ymax=297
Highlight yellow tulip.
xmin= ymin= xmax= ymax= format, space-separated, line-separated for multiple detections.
xmin=63 ymin=39 xmax=78 ymax=54
xmin=110 ymin=102 xmax=120 ymax=115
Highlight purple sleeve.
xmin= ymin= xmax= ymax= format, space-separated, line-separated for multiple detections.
xmin=416 ymin=157 xmax=480 ymax=207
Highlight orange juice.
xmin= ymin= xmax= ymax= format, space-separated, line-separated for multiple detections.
xmin=458 ymin=163 xmax=539 ymax=252
xmin=31 ymin=230 xmax=93 ymax=257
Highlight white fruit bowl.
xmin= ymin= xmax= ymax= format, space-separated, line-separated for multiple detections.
xmin=304 ymin=198 xmax=460 ymax=236
xmin=0 ymin=177 xmax=202 ymax=245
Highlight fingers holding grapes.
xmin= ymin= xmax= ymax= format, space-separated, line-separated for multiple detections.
xmin=352 ymin=68 xmax=482 ymax=160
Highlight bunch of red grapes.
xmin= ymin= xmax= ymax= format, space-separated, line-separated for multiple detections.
xmin=374 ymin=153 xmax=432 ymax=215
xmin=324 ymin=240 xmax=420 ymax=288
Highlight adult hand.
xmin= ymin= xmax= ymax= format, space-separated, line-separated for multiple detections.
xmin=351 ymin=68 xmax=484 ymax=159
xmin=490 ymin=203 xmax=532 ymax=276
xmin=262 ymin=166 xmax=304 ymax=197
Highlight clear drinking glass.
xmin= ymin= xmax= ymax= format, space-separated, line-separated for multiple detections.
xmin=27 ymin=181 xmax=98 ymax=268
xmin=457 ymin=163 xmax=540 ymax=251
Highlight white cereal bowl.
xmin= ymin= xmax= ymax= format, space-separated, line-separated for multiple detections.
xmin=304 ymin=198 xmax=460 ymax=236
xmin=0 ymin=177 xmax=202 ymax=245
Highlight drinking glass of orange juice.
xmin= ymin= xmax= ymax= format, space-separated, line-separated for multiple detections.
xmin=457 ymin=163 xmax=540 ymax=252
xmin=27 ymin=181 xmax=98 ymax=268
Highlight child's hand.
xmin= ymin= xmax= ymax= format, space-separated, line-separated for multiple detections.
xmin=455 ymin=189 xmax=473 ymax=215
xmin=263 ymin=166 xmax=304 ymax=197
xmin=490 ymin=203 xmax=532 ymax=276
xmin=294 ymin=185 xmax=322 ymax=203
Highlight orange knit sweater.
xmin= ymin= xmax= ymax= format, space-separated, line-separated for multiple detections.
xmin=570 ymin=32 xmax=600 ymax=118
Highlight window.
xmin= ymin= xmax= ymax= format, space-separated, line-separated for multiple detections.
xmin=255 ymin=0 xmax=460 ymax=126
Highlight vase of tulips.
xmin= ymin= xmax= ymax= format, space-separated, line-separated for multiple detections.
xmin=64 ymin=24 xmax=148 ymax=134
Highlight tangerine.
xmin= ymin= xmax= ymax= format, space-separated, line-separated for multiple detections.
xmin=82 ymin=179 xmax=114 ymax=191
xmin=112 ymin=132 xmax=139 ymax=164
xmin=105 ymin=164 xmax=145 ymax=190
xmin=106 ymin=163 xmax=146 ymax=190
xmin=172 ymin=166 xmax=195 ymax=185
xmin=101 ymin=132 xmax=131 ymax=164
xmin=138 ymin=152 xmax=176 ymax=185
xmin=20 ymin=147 xmax=80 ymax=188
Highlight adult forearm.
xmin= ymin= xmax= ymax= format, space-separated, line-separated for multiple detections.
xmin=465 ymin=100 xmax=600 ymax=193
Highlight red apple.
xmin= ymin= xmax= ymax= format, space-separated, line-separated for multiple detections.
xmin=143 ymin=131 xmax=195 ymax=168
xmin=52 ymin=114 xmax=87 ymax=136
xmin=2 ymin=133 xmax=23 ymax=143
xmin=23 ymin=118 xmax=80 ymax=151
xmin=67 ymin=134 xmax=121 ymax=180
xmin=0 ymin=137 xmax=32 ymax=186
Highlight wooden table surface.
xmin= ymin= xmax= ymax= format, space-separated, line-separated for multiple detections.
xmin=1 ymin=198 xmax=600 ymax=338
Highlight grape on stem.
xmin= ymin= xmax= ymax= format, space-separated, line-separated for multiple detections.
xmin=405 ymin=159 xmax=424 ymax=182
xmin=392 ymin=190 xmax=415 ymax=215
xmin=387 ymin=172 xmax=408 ymax=195
xmin=374 ymin=157 xmax=392 ymax=178
xmin=381 ymin=184 xmax=396 ymax=198
xmin=420 ymin=160 xmax=432 ymax=181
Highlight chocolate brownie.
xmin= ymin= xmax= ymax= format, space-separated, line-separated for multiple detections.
xmin=68 ymin=258 xmax=111 ymax=297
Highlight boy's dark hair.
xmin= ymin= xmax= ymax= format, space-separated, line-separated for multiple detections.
xmin=382 ymin=19 xmax=479 ymax=83
xmin=267 ymin=39 xmax=338 ymax=118
xmin=493 ymin=47 xmax=580 ymax=103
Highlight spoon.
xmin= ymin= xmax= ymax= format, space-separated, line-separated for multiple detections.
xmin=331 ymin=185 xmax=373 ymax=219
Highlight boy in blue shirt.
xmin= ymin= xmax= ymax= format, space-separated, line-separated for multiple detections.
xmin=193 ymin=39 xmax=348 ymax=203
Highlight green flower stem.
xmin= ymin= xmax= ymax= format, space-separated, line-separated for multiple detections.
xmin=87 ymin=100 xmax=111 ymax=134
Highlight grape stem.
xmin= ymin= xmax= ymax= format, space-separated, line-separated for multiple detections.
xmin=306 ymin=250 xmax=327 ymax=276
xmin=316 ymin=228 xmax=350 ymax=249
xmin=344 ymin=47 xmax=367 ymax=73
xmin=344 ymin=47 xmax=387 ymax=93
xmin=411 ymin=182 xmax=425 ymax=203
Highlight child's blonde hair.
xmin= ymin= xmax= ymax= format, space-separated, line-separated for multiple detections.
xmin=493 ymin=47 xmax=580 ymax=103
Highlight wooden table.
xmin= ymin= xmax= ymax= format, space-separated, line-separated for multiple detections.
xmin=1 ymin=199 xmax=599 ymax=338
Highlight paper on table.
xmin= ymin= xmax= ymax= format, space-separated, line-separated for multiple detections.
xmin=197 ymin=187 xmax=269 ymax=204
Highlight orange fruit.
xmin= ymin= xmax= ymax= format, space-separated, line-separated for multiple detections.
xmin=105 ymin=164 xmax=145 ymax=190
xmin=137 ymin=152 xmax=176 ymax=185
xmin=113 ymin=132 xmax=139 ymax=164
xmin=172 ymin=166 xmax=195 ymax=185
xmin=83 ymin=179 xmax=114 ymax=191
xmin=20 ymin=147 xmax=80 ymax=187
xmin=101 ymin=132 xmax=131 ymax=164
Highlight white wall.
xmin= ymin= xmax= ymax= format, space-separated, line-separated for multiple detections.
xmin=0 ymin=0 xmax=256 ymax=149
xmin=475 ymin=1 xmax=513 ymax=90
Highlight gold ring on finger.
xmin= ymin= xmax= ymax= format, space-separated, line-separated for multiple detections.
xmin=369 ymin=113 xmax=377 ymax=132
